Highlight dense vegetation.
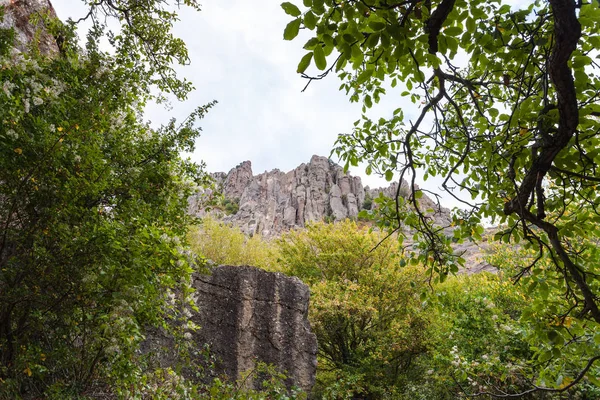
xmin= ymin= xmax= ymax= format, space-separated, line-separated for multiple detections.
xmin=1 ymin=0 xmax=599 ymax=398
xmin=190 ymin=219 xmax=600 ymax=398
xmin=283 ymin=0 xmax=600 ymax=396
xmin=0 ymin=4 xmax=302 ymax=399
xmin=0 ymin=9 xmax=217 ymax=398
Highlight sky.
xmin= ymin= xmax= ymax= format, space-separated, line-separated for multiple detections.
xmin=50 ymin=0 xmax=415 ymax=188
xmin=50 ymin=0 xmax=525 ymax=208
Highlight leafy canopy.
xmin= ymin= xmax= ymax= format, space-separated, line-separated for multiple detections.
xmin=283 ymin=0 xmax=600 ymax=395
xmin=278 ymin=220 xmax=432 ymax=399
xmin=0 ymin=5 xmax=216 ymax=397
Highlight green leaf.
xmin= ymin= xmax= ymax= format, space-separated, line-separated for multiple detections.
xmin=385 ymin=170 xmax=393 ymax=181
xmin=356 ymin=69 xmax=373 ymax=85
xmin=303 ymin=37 xmax=319 ymax=50
xmin=311 ymin=0 xmax=325 ymax=14
xmin=572 ymin=55 xmax=592 ymax=69
xmin=304 ymin=10 xmax=318 ymax=30
xmin=369 ymin=21 xmax=386 ymax=31
xmin=283 ymin=18 xmax=302 ymax=40
xmin=538 ymin=350 xmax=553 ymax=363
xmin=366 ymin=33 xmax=380 ymax=48
xmin=466 ymin=17 xmax=476 ymax=32
xmin=281 ymin=2 xmax=302 ymax=17
xmin=297 ymin=52 xmax=313 ymax=73
xmin=313 ymin=45 xmax=326 ymax=70
xmin=589 ymin=375 xmax=600 ymax=387
xmin=444 ymin=26 xmax=462 ymax=36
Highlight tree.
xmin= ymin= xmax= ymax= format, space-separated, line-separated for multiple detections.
xmin=0 ymin=4 xmax=215 ymax=396
xmin=283 ymin=0 xmax=600 ymax=395
xmin=65 ymin=0 xmax=203 ymax=101
xmin=278 ymin=221 xmax=432 ymax=399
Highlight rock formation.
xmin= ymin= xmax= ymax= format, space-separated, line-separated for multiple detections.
xmin=190 ymin=155 xmax=451 ymax=237
xmin=190 ymin=266 xmax=317 ymax=392
xmin=141 ymin=266 xmax=318 ymax=393
xmin=0 ymin=0 xmax=59 ymax=55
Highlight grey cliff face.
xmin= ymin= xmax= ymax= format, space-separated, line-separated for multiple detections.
xmin=0 ymin=0 xmax=59 ymax=55
xmin=141 ymin=266 xmax=318 ymax=394
xmin=190 ymin=155 xmax=451 ymax=237
xmin=191 ymin=266 xmax=318 ymax=393
xmin=222 ymin=155 xmax=368 ymax=237
xmin=222 ymin=160 xmax=253 ymax=200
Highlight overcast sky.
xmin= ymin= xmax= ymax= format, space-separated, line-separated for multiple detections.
xmin=50 ymin=0 xmax=525 ymax=208
xmin=49 ymin=0 xmax=417 ymax=187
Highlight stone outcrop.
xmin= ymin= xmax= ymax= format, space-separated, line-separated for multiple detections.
xmin=191 ymin=266 xmax=317 ymax=392
xmin=221 ymin=160 xmax=253 ymax=200
xmin=141 ymin=266 xmax=318 ymax=393
xmin=0 ymin=0 xmax=59 ymax=55
xmin=190 ymin=155 xmax=451 ymax=237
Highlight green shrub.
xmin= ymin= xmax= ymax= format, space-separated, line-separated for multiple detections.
xmin=222 ymin=197 xmax=240 ymax=215
xmin=188 ymin=217 xmax=279 ymax=271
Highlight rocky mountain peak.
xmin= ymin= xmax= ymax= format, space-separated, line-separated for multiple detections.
xmin=222 ymin=160 xmax=253 ymax=200
xmin=190 ymin=155 xmax=451 ymax=238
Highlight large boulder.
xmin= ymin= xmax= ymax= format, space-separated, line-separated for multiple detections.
xmin=190 ymin=266 xmax=317 ymax=392
xmin=143 ymin=266 xmax=318 ymax=394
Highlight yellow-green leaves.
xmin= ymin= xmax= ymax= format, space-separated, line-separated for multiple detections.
xmin=304 ymin=10 xmax=318 ymax=30
xmin=313 ymin=44 xmax=326 ymax=70
xmin=385 ymin=169 xmax=393 ymax=181
xmin=444 ymin=26 xmax=462 ymax=37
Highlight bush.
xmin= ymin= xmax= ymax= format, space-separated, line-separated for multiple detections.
xmin=222 ymin=197 xmax=240 ymax=215
xmin=362 ymin=192 xmax=373 ymax=210
xmin=188 ymin=216 xmax=279 ymax=271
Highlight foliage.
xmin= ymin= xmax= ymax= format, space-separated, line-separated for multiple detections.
xmin=188 ymin=216 xmax=279 ymax=271
xmin=485 ymin=241 xmax=600 ymax=395
xmin=110 ymin=362 xmax=306 ymax=400
xmin=277 ymin=220 xmax=432 ymax=399
xmin=199 ymin=362 xmax=306 ymax=400
xmin=283 ymin=0 xmax=600 ymax=394
xmin=422 ymin=273 xmax=533 ymax=398
xmin=0 ymin=12 xmax=216 ymax=398
xmin=61 ymin=0 xmax=203 ymax=100
xmin=222 ymin=197 xmax=240 ymax=215
xmin=361 ymin=191 xmax=372 ymax=210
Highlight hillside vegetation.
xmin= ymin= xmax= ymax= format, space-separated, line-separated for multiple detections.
xmin=189 ymin=219 xmax=600 ymax=399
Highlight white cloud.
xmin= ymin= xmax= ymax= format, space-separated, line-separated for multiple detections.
xmin=53 ymin=0 xmax=531 ymax=209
